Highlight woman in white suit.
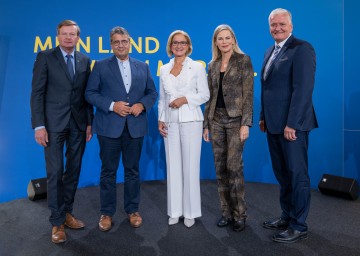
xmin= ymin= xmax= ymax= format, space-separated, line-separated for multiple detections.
xmin=158 ymin=30 xmax=209 ymax=228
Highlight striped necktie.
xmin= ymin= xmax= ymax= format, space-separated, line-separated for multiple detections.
xmin=264 ymin=45 xmax=281 ymax=79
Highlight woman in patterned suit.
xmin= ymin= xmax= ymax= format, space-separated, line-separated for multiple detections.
xmin=203 ymin=24 xmax=254 ymax=232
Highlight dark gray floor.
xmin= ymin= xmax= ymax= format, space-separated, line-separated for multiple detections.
xmin=0 ymin=180 xmax=359 ymax=256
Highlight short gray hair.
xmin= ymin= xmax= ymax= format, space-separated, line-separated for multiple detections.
xmin=110 ymin=26 xmax=130 ymax=42
xmin=268 ymin=8 xmax=292 ymax=25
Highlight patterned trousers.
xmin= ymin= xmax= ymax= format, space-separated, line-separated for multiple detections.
xmin=210 ymin=108 xmax=247 ymax=221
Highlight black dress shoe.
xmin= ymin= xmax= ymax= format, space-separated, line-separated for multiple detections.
xmin=233 ymin=219 xmax=245 ymax=232
xmin=263 ymin=218 xmax=289 ymax=230
xmin=272 ymin=228 xmax=308 ymax=243
xmin=217 ymin=216 xmax=231 ymax=227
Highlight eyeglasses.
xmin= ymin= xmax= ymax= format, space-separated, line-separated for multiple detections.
xmin=172 ymin=41 xmax=188 ymax=46
xmin=112 ymin=40 xmax=130 ymax=46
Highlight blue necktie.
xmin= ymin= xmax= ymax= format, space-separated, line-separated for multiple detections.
xmin=264 ymin=45 xmax=281 ymax=79
xmin=66 ymin=54 xmax=74 ymax=81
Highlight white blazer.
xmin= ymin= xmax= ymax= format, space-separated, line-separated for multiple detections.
xmin=158 ymin=57 xmax=210 ymax=123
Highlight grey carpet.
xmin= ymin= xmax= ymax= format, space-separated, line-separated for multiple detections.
xmin=0 ymin=180 xmax=359 ymax=256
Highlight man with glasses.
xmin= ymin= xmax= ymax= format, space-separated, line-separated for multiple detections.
xmin=30 ymin=20 xmax=93 ymax=243
xmin=85 ymin=26 xmax=157 ymax=231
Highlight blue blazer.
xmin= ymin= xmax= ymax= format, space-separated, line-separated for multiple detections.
xmin=260 ymin=35 xmax=318 ymax=134
xmin=85 ymin=56 xmax=158 ymax=138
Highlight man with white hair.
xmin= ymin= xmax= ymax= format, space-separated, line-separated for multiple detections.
xmin=260 ymin=8 xmax=318 ymax=243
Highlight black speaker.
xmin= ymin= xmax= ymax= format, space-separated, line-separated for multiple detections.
xmin=318 ymin=174 xmax=359 ymax=200
xmin=27 ymin=178 xmax=47 ymax=201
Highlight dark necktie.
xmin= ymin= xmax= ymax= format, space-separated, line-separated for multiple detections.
xmin=66 ymin=54 xmax=74 ymax=81
xmin=264 ymin=45 xmax=281 ymax=79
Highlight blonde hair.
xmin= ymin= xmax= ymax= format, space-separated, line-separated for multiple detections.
xmin=210 ymin=24 xmax=243 ymax=62
xmin=166 ymin=30 xmax=193 ymax=57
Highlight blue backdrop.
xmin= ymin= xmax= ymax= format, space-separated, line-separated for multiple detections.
xmin=0 ymin=0 xmax=359 ymax=202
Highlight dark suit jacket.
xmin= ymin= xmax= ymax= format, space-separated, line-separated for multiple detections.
xmin=204 ymin=52 xmax=254 ymax=129
xmin=260 ymin=35 xmax=318 ymax=134
xmin=31 ymin=46 xmax=93 ymax=132
xmin=85 ymin=56 xmax=157 ymax=139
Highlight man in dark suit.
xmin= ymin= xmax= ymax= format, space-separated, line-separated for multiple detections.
xmin=85 ymin=26 xmax=157 ymax=231
xmin=260 ymin=8 xmax=318 ymax=243
xmin=30 ymin=20 xmax=93 ymax=243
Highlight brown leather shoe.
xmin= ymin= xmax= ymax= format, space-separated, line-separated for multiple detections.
xmin=99 ymin=215 xmax=112 ymax=231
xmin=64 ymin=213 xmax=85 ymax=229
xmin=51 ymin=225 xmax=66 ymax=244
xmin=128 ymin=212 xmax=142 ymax=228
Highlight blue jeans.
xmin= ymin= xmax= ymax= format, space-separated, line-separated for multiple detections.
xmin=98 ymin=125 xmax=144 ymax=216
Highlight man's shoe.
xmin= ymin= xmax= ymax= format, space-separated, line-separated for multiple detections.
xmin=263 ymin=217 xmax=289 ymax=230
xmin=272 ymin=228 xmax=308 ymax=243
xmin=233 ymin=219 xmax=245 ymax=232
xmin=51 ymin=225 xmax=66 ymax=244
xmin=217 ymin=216 xmax=231 ymax=227
xmin=99 ymin=215 xmax=112 ymax=231
xmin=64 ymin=213 xmax=85 ymax=229
xmin=184 ymin=218 xmax=195 ymax=228
xmin=129 ymin=212 xmax=142 ymax=228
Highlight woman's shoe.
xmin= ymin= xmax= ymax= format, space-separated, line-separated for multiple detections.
xmin=233 ymin=219 xmax=245 ymax=232
xmin=168 ymin=217 xmax=179 ymax=225
xmin=217 ymin=216 xmax=231 ymax=227
xmin=184 ymin=218 xmax=195 ymax=228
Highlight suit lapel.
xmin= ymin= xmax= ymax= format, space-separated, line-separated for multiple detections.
xmin=265 ymin=46 xmax=281 ymax=78
xmin=128 ymin=58 xmax=138 ymax=93
xmin=264 ymin=35 xmax=294 ymax=80
xmin=224 ymin=54 xmax=236 ymax=78
xmin=275 ymin=35 xmax=293 ymax=62
xmin=212 ymin=60 xmax=221 ymax=90
xmin=55 ymin=47 xmax=73 ymax=83
xmin=74 ymin=52 xmax=81 ymax=83
xmin=109 ymin=55 xmax=127 ymax=93
xmin=261 ymin=46 xmax=273 ymax=79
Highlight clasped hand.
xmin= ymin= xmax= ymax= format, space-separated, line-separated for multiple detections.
xmin=113 ymin=102 xmax=144 ymax=117
xmin=169 ymin=97 xmax=187 ymax=109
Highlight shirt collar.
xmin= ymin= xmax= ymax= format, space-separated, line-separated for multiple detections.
xmin=275 ymin=33 xmax=292 ymax=48
xmin=169 ymin=56 xmax=191 ymax=67
xmin=116 ymin=57 xmax=130 ymax=65
xmin=59 ymin=47 xmax=75 ymax=58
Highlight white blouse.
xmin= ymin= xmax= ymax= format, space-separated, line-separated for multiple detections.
xmin=158 ymin=57 xmax=210 ymax=123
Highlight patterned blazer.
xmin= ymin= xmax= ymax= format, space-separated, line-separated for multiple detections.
xmin=204 ymin=52 xmax=254 ymax=129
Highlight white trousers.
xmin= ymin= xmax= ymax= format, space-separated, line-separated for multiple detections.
xmin=164 ymin=121 xmax=202 ymax=219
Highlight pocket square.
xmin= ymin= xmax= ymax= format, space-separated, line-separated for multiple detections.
xmin=278 ymin=57 xmax=288 ymax=62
